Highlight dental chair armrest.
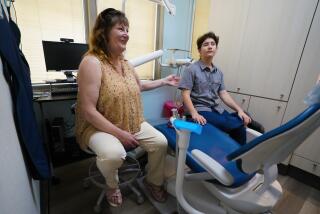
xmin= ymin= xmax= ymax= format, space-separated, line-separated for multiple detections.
xmin=191 ymin=149 xmax=234 ymax=186
xmin=185 ymin=172 xmax=213 ymax=181
xmin=246 ymin=128 xmax=262 ymax=142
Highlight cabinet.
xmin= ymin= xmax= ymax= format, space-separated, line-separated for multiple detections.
xmin=205 ymin=0 xmax=320 ymax=175
xmin=282 ymin=3 xmax=320 ymax=175
xmin=210 ymin=0 xmax=317 ymax=100
xmin=247 ymin=97 xmax=287 ymax=132
xmin=290 ymin=156 xmax=320 ymax=177
xmin=293 ymin=132 xmax=320 ymax=166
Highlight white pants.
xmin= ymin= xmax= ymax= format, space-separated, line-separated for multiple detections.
xmin=88 ymin=122 xmax=168 ymax=188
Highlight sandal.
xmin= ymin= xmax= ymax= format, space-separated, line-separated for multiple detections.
xmin=106 ymin=188 xmax=122 ymax=207
xmin=143 ymin=178 xmax=167 ymax=203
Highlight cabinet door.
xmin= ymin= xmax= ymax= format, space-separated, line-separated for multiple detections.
xmin=209 ymin=0 xmax=251 ymax=92
xmin=283 ymin=1 xmax=320 ymax=121
xmin=247 ymin=97 xmax=287 ymax=132
xmin=290 ymin=155 xmax=320 ymax=176
xmin=210 ymin=0 xmax=317 ymax=100
xmin=283 ymin=3 xmax=320 ymax=167
xmin=294 ymin=130 xmax=320 ymax=165
xmin=236 ymin=0 xmax=317 ymax=100
xmin=221 ymin=92 xmax=250 ymax=113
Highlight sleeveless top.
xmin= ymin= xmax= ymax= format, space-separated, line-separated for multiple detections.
xmin=75 ymin=57 xmax=144 ymax=150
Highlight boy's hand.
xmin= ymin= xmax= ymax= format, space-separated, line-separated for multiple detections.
xmin=238 ymin=111 xmax=251 ymax=126
xmin=191 ymin=112 xmax=207 ymax=125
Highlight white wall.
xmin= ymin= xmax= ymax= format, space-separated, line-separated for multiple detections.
xmin=0 ymin=2 xmax=40 ymax=212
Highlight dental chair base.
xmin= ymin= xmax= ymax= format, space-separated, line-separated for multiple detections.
xmin=167 ymin=174 xmax=281 ymax=214
xmin=140 ymin=156 xmax=281 ymax=214
xmin=166 ymin=153 xmax=281 ymax=214
xmin=203 ymin=173 xmax=282 ymax=213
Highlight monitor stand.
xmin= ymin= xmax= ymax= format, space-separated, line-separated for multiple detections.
xmin=63 ymin=71 xmax=75 ymax=82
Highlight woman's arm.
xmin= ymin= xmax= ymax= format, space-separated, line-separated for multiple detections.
xmin=78 ymin=56 xmax=138 ymax=147
xmin=133 ymin=72 xmax=179 ymax=91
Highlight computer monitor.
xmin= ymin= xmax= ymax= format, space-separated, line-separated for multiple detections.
xmin=42 ymin=40 xmax=88 ymax=81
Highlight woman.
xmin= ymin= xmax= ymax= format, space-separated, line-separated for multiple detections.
xmin=75 ymin=8 xmax=179 ymax=207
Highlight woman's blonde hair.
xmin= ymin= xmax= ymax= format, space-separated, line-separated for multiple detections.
xmin=86 ymin=8 xmax=129 ymax=63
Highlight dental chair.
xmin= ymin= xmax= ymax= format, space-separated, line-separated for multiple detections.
xmin=154 ymin=103 xmax=320 ymax=214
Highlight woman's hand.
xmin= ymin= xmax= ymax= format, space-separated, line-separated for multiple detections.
xmin=163 ymin=74 xmax=180 ymax=86
xmin=116 ymin=130 xmax=139 ymax=150
xmin=191 ymin=112 xmax=207 ymax=125
xmin=238 ymin=111 xmax=252 ymax=126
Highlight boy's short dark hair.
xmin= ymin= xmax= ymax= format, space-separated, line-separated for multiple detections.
xmin=197 ymin=31 xmax=219 ymax=50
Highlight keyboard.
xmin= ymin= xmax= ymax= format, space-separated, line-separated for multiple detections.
xmin=45 ymin=79 xmax=76 ymax=84
xmin=51 ymin=87 xmax=78 ymax=96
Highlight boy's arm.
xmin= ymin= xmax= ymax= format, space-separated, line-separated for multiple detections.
xmin=219 ymin=90 xmax=251 ymax=126
xmin=181 ymin=89 xmax=207 ymax=125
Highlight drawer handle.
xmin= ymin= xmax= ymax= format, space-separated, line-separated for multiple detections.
xmin=277 ymin=106 xmax=282 ymax=111
xmin=242 ymin=99 xmax=246 ymax=103
xmin=237 ymin=88 xmax=240 ymax=92
xmin=280 ymin=94 xmax=284 ymax=99
xmin=312 ymin=164 xmax=317 ymax=171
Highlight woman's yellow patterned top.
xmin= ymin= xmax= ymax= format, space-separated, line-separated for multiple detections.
xmin=75 ymin=57 xmax=144 ymax=150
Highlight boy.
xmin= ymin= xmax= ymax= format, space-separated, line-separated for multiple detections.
xmin=179 ymin=32 xmax=251 ymax=145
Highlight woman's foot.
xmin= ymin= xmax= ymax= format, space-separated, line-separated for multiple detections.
xmin=143 ymin=178 xmax=167 ymax=203
xmin=106 ymin=188 xmax=122 ymax=207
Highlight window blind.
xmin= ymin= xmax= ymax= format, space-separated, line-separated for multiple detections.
xmin=14 ymin=0 xmax=85 ymax=83
xmin=97 ymin=0 xmax=157 ymax=79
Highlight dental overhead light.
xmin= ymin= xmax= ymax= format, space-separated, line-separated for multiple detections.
xmin=122 ymin=0 xmax=176 ymax=16
xmin=129 ymin=50 xmax=164 ymax=67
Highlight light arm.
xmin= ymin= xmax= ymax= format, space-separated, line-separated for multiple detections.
xmin=128 ymin=50 xmax=164 ymax=91
xmin=129 ymin=50 xmax=179 ymax=91
xmin=149 ymin=0 xmax=176 ymax=15
xmin=122 ymin=0 xmax=176 ymax=16
xmin=129 ymin=50 xmax=163 ymax=67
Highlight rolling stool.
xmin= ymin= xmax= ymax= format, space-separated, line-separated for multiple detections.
xmin=82 ymin=148 xmax=145 ymax=213
xmin=70 ymin=104 xmax=145 ymax=213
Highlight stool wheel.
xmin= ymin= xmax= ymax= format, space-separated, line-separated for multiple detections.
xmin=82 ymin=148 xmax=143 ymax=213
xmin=83 ymin=180 xmax=91 ymax=189
xmin=94 ymin=205 xmax=102 ymax=213
xmin=136 ymin=195 xmax=145 ymax=204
